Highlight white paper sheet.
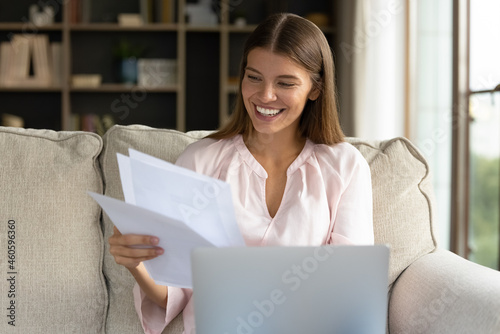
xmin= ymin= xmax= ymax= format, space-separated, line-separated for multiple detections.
xmin=116 ymin=153 xmax=135 ymax=204
xmin=127 ymin=152 xmax=245 ymax=247
xmin=89 ymin=149 xmax=245 ymax=288
xmin=89 ymin=192 xmax=215 ymax=288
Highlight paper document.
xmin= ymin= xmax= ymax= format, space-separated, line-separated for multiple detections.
xmin=89 ymin=149 xmax=245 ymax=288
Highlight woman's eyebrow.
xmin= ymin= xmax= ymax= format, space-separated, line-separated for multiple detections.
xmin=245 ymin=66 xmax=262 ymax=74
xmin=245 ymin=66 xmax=301 ymax=81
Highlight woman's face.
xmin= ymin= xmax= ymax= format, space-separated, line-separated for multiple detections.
xmin=241 ymin=47 xmax=318 ymax=139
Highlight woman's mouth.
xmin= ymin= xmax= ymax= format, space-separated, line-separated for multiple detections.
xmin=256 ymin=105 xmax=283 ymax=117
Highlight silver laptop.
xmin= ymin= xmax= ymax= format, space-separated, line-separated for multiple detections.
xmin=191 ymin=245 xmax=389 ymax=334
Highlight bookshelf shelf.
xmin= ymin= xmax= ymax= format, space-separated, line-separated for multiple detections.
xmin=0 ymin=86 xmax=62 ymax=92
xmin=70 ymin=84 xmax=179 ymax=93
xmin=184 ymin=25 xmax=222 ymax=32
xmin=0 ymin=0 xmax=336 ymax=133
xmin=0 ymin=23 xmax=64 ymax=31
xmin=69 ymin=23 xmax=179 ymax=32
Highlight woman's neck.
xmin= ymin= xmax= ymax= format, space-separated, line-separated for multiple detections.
xmin=244 ymin=129 xmax=306 ymax=165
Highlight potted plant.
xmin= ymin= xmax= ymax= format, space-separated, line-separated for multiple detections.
xmin=112 ymin=39 xmax=145 ymax=84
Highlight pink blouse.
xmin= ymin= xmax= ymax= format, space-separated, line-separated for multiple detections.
xmin=133 ymin=135 xmax=374 ymax=334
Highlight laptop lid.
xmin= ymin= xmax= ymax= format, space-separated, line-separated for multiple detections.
xmin=191 ymin=245 xmax=389 ymax=334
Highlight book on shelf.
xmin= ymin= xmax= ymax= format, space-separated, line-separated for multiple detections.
xmin=69 ymin=0 xmax=91 ymax=23
xmin=69 ymin=0 xmax=80 ymax=23
xmin=118 ymin=13 xmax=144 ymax=27
xmin=71 ymin=113 xmax=115 ymax=135
xmin=71 ymin=74 xmax=102 ymax=88
xmin=142 ymin=0 xmax=176 ymax=24
xmin=51 ymin=43 xmax=63 ymax=87
xmin=0 ymin=36 xmax=31 ymax=87
xmin=140 ymin=0 xmax=154 ymax=24
xmin=82 ymin=0 xmax=91 ymax=23
xmin=0 ymin=43 xmax=12 ymax=86
xmin=0 ymin=34 xmax=60 ymax=88
xmin=155 ymin=0 xmax=176 ymax=23
xmin=32 ymin=35 xmax=52 ymax=86
xmin=0 ymin=36 xmax=32 ymax=87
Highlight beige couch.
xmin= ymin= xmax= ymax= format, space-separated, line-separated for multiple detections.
xmin=1 ymin=124 xmax=499 ymax=334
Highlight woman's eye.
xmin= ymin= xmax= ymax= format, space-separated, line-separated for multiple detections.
xmin=279 ymin=82 xmax=295 ymax=88
xmin=247 ymin=75 xmax=260 ymax=81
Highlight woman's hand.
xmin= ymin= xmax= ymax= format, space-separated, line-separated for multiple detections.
xmin=109 ymin=226 xmax=168 ymax=309
xmin=108 ymin=226 xmax=164 ymax=269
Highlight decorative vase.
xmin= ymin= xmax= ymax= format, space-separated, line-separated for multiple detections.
xmin=119 ymin=57 xmax=138 ymax=84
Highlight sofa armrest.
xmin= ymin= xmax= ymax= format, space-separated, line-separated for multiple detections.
xmin=388 ymin=248 xmax=500 ymax=333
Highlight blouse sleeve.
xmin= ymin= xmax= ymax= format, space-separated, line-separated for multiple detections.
xmin=133 ymin=285 xmax=192 ymax=334
xmin=329 ymin=148 xmax=374 ymax=245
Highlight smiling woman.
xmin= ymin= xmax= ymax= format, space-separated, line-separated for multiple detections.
xmin=108 ymin=13 xmax=375 ymax=334
xmin=208 ymin=12 xmax=342 ymax=145
xmin=241 ymin=48 xmax=318 ymax=142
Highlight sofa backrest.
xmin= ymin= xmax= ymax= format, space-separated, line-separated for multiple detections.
xmin=0 ymin=127 xmax=107 ymax=333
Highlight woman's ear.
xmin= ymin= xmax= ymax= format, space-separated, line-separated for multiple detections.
xmin=308 ymin=88 xmax=320 ymax=101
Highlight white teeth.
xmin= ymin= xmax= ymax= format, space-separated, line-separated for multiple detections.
xmin=256 ymin=106 xmax=282 ymax=116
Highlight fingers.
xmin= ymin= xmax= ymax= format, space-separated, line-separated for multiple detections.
xmin=108 ymin=225 xmax=164 ymax=269
xmin=110 ymin=245 xmax=163 ymax=268
xmin=110 ymin=244 xmax=163 ymax=258
xmin=109 ymin=226 xmax=159 ymax=247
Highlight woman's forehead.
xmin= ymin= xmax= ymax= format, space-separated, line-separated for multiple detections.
xmin=245 ymin=48 xmax=309 ymax=77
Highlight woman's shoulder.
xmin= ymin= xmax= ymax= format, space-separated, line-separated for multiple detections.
xmin=179 ymin=136 xmax=236 ymax=156
xmin=180 ymin=136 xmax=219 ymax=153
xmin=313 ymin=141 xmax=367 ymax=168
xmin=310 ymin=141 xmax=371 ymax=188
xmin=175 ymin=136 xmax=238 ymax=172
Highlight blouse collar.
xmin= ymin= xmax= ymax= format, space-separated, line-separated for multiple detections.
xmin=232 ymin=134 xmax=314 ymax=178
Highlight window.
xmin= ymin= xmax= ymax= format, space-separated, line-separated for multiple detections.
xmin=410 ymin=0 xmax=453 ymax=250
xmin=467 ymin=0 xmax=500 ymax=269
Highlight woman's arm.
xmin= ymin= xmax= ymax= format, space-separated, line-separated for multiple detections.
xmin=329 ymin=147 xmax=374 ymax=245
xmin=108 ymin=226 xmax=168 ymax=308
xmin=128 ymin=263 xmax=167 ymax=309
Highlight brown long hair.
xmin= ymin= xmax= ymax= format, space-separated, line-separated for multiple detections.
xmin=207 ymin=13 xmax=344 ymax=145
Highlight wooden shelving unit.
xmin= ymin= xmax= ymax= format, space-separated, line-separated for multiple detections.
xmin=0 ymin=0 xmax=336 ymax=132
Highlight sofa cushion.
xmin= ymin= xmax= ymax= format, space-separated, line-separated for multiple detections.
xmin=347 ymin=137 xmax=438 ymax=285
xmin=100 ymin=125 xmax=211 ymax=334
xmin=0 ymin=127 xmax=106 ymax=333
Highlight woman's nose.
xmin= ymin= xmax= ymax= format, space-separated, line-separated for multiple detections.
xmin=258 ymin=83 xmax=277 ymax=102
